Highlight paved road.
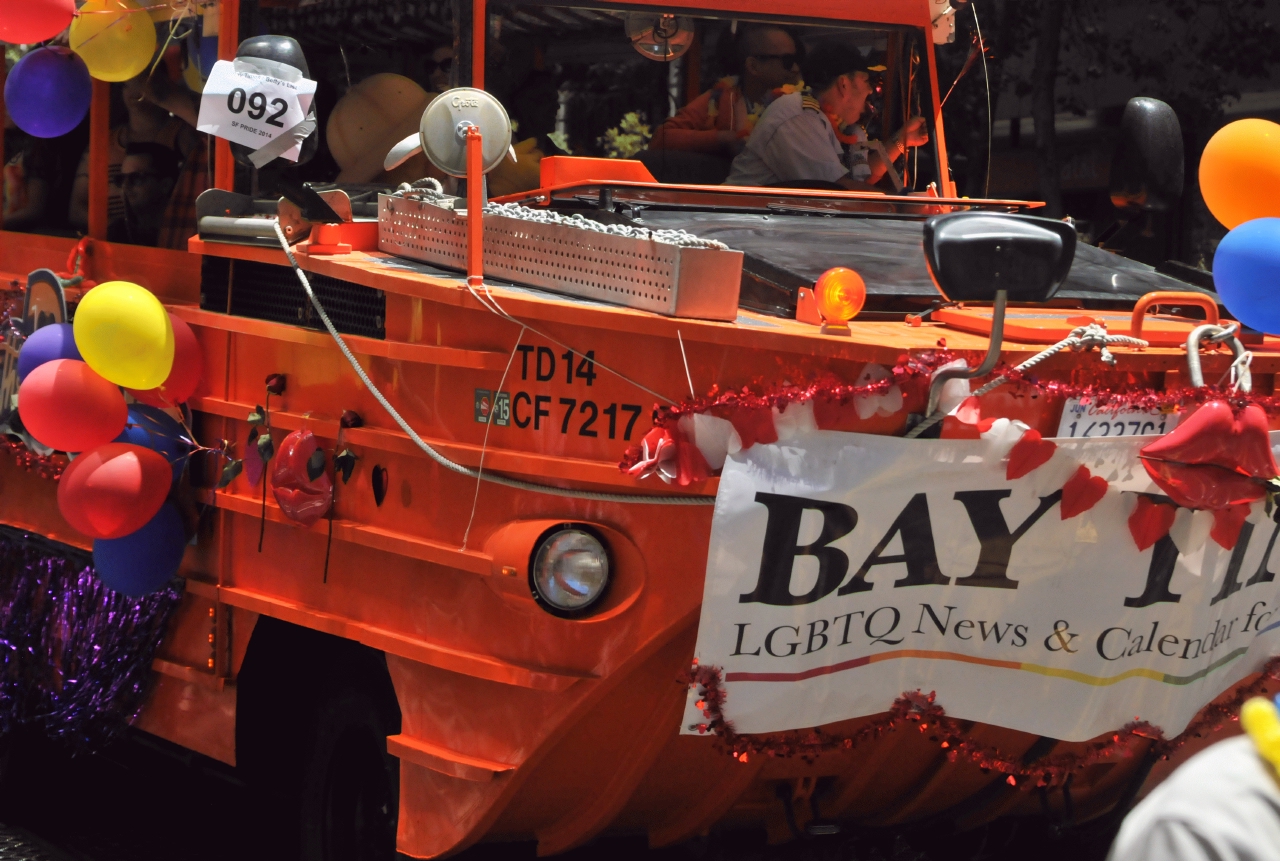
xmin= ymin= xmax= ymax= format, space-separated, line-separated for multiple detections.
xmin=0 ymin=731 xmax=1115 ymax=861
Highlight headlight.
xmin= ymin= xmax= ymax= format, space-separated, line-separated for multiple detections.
xmin=530 ymin=527 xmax=610 ymax=616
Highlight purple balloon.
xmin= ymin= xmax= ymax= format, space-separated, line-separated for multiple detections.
xmin=17 ymin=323 xmax=81 ymax=382
xmin=5 ymin=47 xmax=91 ymax=139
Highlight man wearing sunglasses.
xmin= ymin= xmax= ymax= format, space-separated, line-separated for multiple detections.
xmin=726 ymin=41 xmax=928 ymax=191
xmin=648 ymin=25 xmax=803 ymax=157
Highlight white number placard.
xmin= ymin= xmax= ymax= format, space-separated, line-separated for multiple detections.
xmin=196 ymin=57 xmax=317 ymax=163
xmin=1055 ymin=396 xmax=1179 ymax=439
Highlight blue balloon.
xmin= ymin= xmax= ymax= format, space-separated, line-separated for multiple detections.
xmin=1214 ymin=217 xmax=1280 ymax=335
xmin=114 ymin=404 xmax=191 ymax=483
xmin=93 ymin=503 xmax=186 ymax=597
xmin=4 ymin=47 xmax=92 ymax=139
xmin=17 ymin=323 xmax=81 ymax=382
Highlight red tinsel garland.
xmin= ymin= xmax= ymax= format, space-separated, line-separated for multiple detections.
xmin=680 ymin=657 xmax=1280 ymax=788
xmin=0 ymin=439 xmax=66 ymax=482
xmin=621 ymin=351 xmax=1280 ymax=472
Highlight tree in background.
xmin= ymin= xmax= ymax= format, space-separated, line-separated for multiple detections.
xmin=940 ymin=0 xmax=1280 ymax=265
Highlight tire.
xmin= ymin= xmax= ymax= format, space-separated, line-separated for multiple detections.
xmin=295 ymin=682 xmax=400 ymax=861
xmin=236 ymin=620 xmax=402 ymax=861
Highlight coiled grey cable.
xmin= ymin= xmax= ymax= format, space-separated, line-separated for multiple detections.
xmin=272 ymin=222 xmax=714 ymax=505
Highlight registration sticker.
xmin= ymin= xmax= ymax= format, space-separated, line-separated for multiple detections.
xmin=1055 ymin=397 xmax=1179 ymax=439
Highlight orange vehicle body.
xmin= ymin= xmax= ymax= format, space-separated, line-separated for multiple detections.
xmin=0 ymin=1 xmax=1273 ymax=858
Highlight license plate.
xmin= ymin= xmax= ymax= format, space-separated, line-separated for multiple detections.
xmin=1054 ymin=397 xmax=1179 ymax=439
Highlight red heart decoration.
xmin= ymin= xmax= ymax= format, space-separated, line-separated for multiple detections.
xmin=1142 ymin=401 xmax=1278 ymax=480
xmin=954 ymin=396 xmax=982 ymax=425
xmin=1128 ymin=496 xmax=1176 ymax=551
xmin=270 ymin=430 xmax=333 ymax=527
xmin=1210 ymin=504 xmax=1253 ymax=549
xmin=1060 ymin=465 xmax=1108 ymax=519
xmin=714 ymin=405 xmax=777 ymax=449
xmin=1006 ymin=429 xmax=1057 ymax=480
xmin=941 ymin=397 xmax=996 ymax=439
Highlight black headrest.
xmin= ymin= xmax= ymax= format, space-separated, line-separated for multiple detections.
xmin=922 ymin=212 xmax=1076 ymax=303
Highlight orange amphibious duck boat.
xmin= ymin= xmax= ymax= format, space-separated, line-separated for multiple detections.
xmin=2 ymin=0 xmax=1278 ymax=858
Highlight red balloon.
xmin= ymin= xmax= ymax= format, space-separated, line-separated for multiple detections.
xmin=0 ymin=0 xmax=75 ymax=45
xmin=58 ymin=443 xmax=172 ymax=539
xmin=18 ymin=359 xmax=127 ymax=452
xmin=129 ymin=313 xmax=203 ymax=407
xmin=271 ymin=430 xmax=333 ymax=527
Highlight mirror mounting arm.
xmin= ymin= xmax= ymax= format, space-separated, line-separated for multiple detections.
xmin=924 ymin=289 xmax=1006 ymax=417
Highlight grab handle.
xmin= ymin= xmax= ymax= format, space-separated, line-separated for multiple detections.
xmin=1130 ymin=291 xmax=1219 ymax=341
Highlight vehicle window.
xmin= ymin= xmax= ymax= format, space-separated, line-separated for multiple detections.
xmin=485 ymin=6 xmax=939 ymax=194
xmin=3 ymin=46 xmax=89 ymax=240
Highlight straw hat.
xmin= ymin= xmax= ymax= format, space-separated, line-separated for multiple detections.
xmin=327 ymin=73 xmax=433 ymax=183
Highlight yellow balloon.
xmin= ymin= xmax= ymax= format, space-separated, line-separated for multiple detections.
xmin=1199 ymin=118 xmax=1280 ymax=229
xmin=74 ymin=281 xmax=174 ymax=390
xmin=1242 ymin=697 xmax=1280 ymax=769
xmin=69 ymin=0 xmax=157 ymax=83
xmin=182 ymin=56 xmax=205 ymax=93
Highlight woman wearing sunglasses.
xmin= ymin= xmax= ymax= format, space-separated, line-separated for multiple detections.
xmin=648 ymin=24 xmax=803 ymax=159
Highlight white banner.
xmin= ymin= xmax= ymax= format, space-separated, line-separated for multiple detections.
xmin=196 ymin=58 xmax=317 ymax=165
xmin=686 ymin=429 xmax=1280 ymax=742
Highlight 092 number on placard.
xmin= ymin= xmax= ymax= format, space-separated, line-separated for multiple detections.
xmin=226 ymin=88 xmax=288 ymax=127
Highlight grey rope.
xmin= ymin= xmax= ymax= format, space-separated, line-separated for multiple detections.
xmin=906 ymin=323 xmax=1150 ymax=439
xmin=271 ymin=222 xmax=714 ymax=505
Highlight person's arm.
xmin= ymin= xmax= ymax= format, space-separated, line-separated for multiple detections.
xmin=649 ymin=90 xmax=733 ymax=154
xmin=836 ymin=175 xmax=886 ymax=193
xmin=867 ymin=116 xmax=928 ymax=183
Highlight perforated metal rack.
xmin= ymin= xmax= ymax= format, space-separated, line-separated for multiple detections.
xmin=377 ymin=195 xmax=743 ymax=321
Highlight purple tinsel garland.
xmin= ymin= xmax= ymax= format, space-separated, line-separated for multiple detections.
xmin=0 ymin=527 xmax=182 ymax=750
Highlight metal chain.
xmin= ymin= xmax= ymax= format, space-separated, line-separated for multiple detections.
xmin=482 ymin=201 xmax=729 ymax=250
xmin=391 ymin=180 xmax=726 ymax=248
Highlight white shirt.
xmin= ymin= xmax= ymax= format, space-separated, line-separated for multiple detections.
xmin=1108 ymin=737 xmax=1280 ymax=861
xmin=725 ymin=92 xmax=872 ymax=187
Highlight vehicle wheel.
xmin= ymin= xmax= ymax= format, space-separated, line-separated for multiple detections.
xmin=296 ymin=683 xmax=400 ymax=861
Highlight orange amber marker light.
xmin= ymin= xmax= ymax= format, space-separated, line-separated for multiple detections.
xmin=815 ymin=267 xmax=866 ymax=324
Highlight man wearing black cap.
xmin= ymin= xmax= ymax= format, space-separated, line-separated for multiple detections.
xmin=726 ymin=41 xmax=928 ymax=189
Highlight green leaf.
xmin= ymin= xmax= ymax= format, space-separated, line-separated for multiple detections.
xmin=247 ymin=405 xmax=266 ymax=426
xmin=306 ymin=448 xmax=326 ymax=482
xmin=217 ymin=459 xmax=243 ymax=489
xmin=257 ymin=432 xmax=275 ymax=464
xmin=247 ymin=426 xmax=259 ymax=446
xmin=334 ymin=448 xmax=357 ymax=484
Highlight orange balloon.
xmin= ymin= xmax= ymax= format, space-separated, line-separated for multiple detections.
xmin=1199 ymin=118 xmax=1280 ymax=229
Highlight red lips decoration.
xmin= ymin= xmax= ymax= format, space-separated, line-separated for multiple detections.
xmin=271 ymin=430 xmax=333 ymax=528
xmin=1060 ymin=465 xmax=1108 ymax=519
xmin=1140 ymin=401 xmax=1277 ymax=510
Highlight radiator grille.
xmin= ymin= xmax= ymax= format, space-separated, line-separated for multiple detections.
xmin=200 ymin=255 xmax=385 ymax=339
